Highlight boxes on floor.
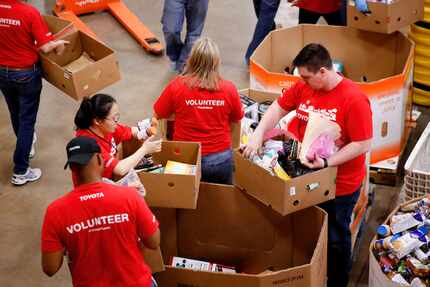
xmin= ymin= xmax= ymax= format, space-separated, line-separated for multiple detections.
xmin=154 ymin=183 xmax=328 ymax=287
xmin=347 ymin=0 xmax=424 ymax=34
xmin=122 ymin=140 xmax=201 ymax=209
xmin=43 ymin=15 xmax=76 ymax=39
xmin=40 ymin=30 xmax=121 ymax=101
xmin=249 ymin=25 xmax=414 ymax=165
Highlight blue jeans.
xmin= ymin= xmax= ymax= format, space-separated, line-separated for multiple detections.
xmin=201 ymin=149 xmax=233 ymax=185
xmin=0 ymin=65 xmax=42 ymax=174
xmin=245 ymin=0 xmax=281 ymax=62
xmin=161 ymin=0 xmax=209 ymax=72
xmin=318 ymin=187 xmax=360 ymax=287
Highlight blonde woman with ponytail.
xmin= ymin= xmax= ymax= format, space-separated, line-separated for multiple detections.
xmin=154 ymin=37 xmax=244 ymax=184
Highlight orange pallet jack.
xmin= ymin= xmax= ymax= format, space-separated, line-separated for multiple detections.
xmin=54 ymin=0 xmax=163 ymax=55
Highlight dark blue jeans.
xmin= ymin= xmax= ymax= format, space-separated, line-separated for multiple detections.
xmin=201 ymin=149 xmax=233 ymax=185
xmin=0 ymin=65 xmax=42 ymax=174
xmin=161 ymin=0 xmax=209 ymax=71
xmin=245 ymin=0 xmax=281 ymax=62
xmin=319 ymin=187 xmax=360 ymax=287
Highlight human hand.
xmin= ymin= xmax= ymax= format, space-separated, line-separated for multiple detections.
xmin=53 ymin=40 xmax=69 ymax=55
xmin=242 ymin=133 xmax=263 ymax=159
xmin=301 ymin=155 xmax=325 ymax=169
xmin=141 ymin=136 xmax=162 ymax=155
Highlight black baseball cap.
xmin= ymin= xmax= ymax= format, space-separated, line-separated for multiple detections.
xmin=64 ymin=136 xmax=101 ymax=169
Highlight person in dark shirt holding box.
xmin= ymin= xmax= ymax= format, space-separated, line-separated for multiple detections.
xmin=243 ymin=43 xmax=373 ymax=287
xmin=0 ymin=0 xmax=68 ymax=185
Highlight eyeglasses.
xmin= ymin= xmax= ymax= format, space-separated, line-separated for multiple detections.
xmin=104 ymin=115 xmax=120 ymax=123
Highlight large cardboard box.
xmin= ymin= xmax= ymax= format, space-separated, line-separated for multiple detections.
xmin=234 ymin=151 xmax=337 ymax=216
xmin=122 ymin=140 xmax=201 ymax=209
xmin=347 ymin=0 xmax=424 ymax=34
xmin=43 ymin=15 xmax=76 ymax=39
xmin=154 ymin=183 xmax=328 ymax=287
xmin=40 ymin=30 xmax=121 ymax=101
xmin=368 ymin=197 xmax=424 ymax=287
xmin=249 ymin=25 xmax=414 ymax=164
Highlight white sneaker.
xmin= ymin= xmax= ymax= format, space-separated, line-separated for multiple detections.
xmin=11 ymin=167 xmax=42 ymax=186
xmin=29 ymin=132 xmax=37 ymax=159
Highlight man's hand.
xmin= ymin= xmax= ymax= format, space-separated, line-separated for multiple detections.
xmin=301 ymin=155 xmax=325 ymax=169
xmin=40 ymin=40 xmax=69 ymax=55
xmin=242 ymin=132 xmax=263 ymax=159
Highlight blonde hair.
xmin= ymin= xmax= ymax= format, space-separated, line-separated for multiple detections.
xmin=182 ymin=37 xmax=222 ymax=91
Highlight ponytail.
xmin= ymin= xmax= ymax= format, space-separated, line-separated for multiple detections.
xmin=74 ymin=94 xmax=116 ymax=130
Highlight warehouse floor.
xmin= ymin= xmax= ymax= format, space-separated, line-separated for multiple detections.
xmin=0 ymin=1 xmax=427 ymax=286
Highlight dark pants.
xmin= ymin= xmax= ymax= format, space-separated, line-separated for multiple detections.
xmin=0 ymin=65 xmax=42 ymax=174
xmin=319 ymin=187 xmax=360 ymax=287
xmin=201 ymin=149 xmax=233 ymax=185
xmin=298 ymin=8 xmax=343 ymax=26
xmin=245 ymin=0 xmax=281 ymax=62
xmin=161 ymin=0 xmax=209 ymax=72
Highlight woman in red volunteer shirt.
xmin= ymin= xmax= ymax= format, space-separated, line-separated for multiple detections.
xmin=0 ymin=0 xmax=67 ymax=186
xmin=153 ymin=37 xmax=244 ymax=185
xmin=73 ymin=94 xmax=162 ymax=183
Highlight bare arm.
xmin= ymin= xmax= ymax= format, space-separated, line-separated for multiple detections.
xmin=41 ymin=250 xmax=64 ymax=277
xmin=243 ymin=101 xmax=290 ymax=158
xmin=141 ymin=228 xmax=160 ymax=250
xmin=303 ymin=139 xmax=372 ymax=169
xmin=113 ymin=136 xmax=162 ymax=177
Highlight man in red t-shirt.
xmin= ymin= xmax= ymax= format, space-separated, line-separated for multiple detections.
xmin=41 ymin=136 xmax=160 ymax=287
xmin=0 ymin=0 xmax=68 ymax=186
xmin=244 ymin=43 xmax=372 ymax=287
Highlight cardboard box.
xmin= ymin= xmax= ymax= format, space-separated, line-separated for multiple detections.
xmin=43 ymin=15 xmax=76 ymax=39
xmin=143 ymin=247 xmax=165 ymax=274
xmin=154 ymin=183 xmax=328 ymax=287
xmin=40 ymin=30 xmax=121 ymax=101
xmin=368 ymin=197 xmax=424 ymax=287
xmin=347 ymin=0 xmax=424 ymax=34
xmin=122 ymin=140 xmax=201 ymax=209
xmin=249 ymin=25 xmax=414 ymax=164
xmin=159 ymin=89 xmax=280 ymax=149
xmin=234 ymin=150 xmax=337 ymax=216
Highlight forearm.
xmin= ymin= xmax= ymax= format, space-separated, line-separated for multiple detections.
xmin=327 ymin=140 xmax=371 ymax=167
xmin=114 ymin=146 xmax=147 ymax=176
xmin=131 ymin=126 xmax=139 ymax=138
xmin=254 ymin=101 xmax=287 ymax=137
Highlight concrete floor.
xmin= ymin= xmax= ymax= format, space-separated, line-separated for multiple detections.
xmin=0 ymin=1 xmax=298 ymax=286
xmin=1 ymin=1 xmax=424 ymax=287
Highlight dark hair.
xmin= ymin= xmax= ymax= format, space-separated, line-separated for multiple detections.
xmin=292 ymin=43 xmax=333 ymax=73
xmin=74 ymin=94 xmax=116 ymax=129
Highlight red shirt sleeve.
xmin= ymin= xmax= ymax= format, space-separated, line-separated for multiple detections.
xmin=277 ymin=82 xmax=302 ymax=112
xmin=113 ymin=124 xmax=133 ymax=144
xmin=228 ymin=84 xmax=244 ymax=122
xmin=102 ymin=153 xmax=119 ymax=179
xmin=132 ymin=190 xmax=159 ymax=239
xmin=345 ymin=96 xmax=373 ymax=142
xmin=30 ymin=10 xmax=53 ymax=48
xmin=41 ymin=205 xmax=64 ymax=253
xmin=153 ymin=80 xmax=176 ymax=119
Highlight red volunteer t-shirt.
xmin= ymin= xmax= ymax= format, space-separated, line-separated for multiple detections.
xmin=296 ymin=0 xmax=341 ymax=14
xmin=153 ymin=77 xmax=244 ymax=156
xmin=41 ymin=182 xmax=159 ymax=287
xmin=278 ymin=78 xmax=372 ymax=196
xmin=0 ymin=0 xmax=53 ymax=67
xmin=75 ymin=124 xmax=133 ymax=180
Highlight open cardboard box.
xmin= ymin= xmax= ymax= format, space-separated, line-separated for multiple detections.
xmin=43 ymin=15 xmax=76 ymax=39
xmin=249 ymin=25 xmax=414 ymax=164
xmin=347 ymin=0 xmax=424 ymax=34
xmin=40 ymin=30 xmax=121 ymax=101
xmin=154 ymin=183 xmax=328 ymax=287
xmin=122 ymin=140 xmax=201 ymax=209
xmin=234 ymin=150 xmax=337 ymax=216
xmin=368 ymin=196 xmax=426 ymax=287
